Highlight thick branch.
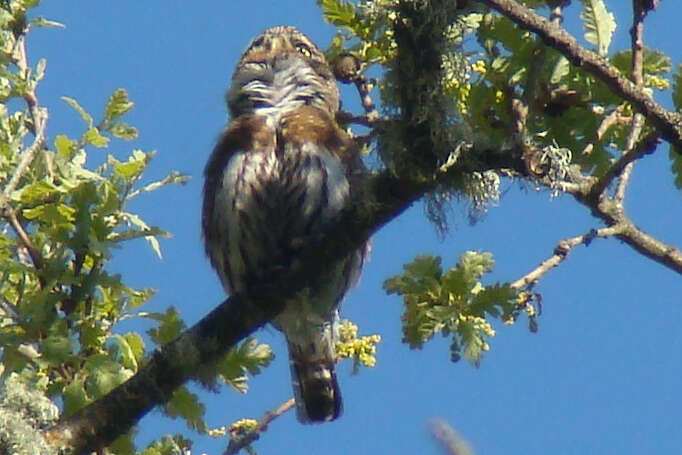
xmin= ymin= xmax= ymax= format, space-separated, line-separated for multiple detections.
xmin=616 ymin=218 xmax=682 ymax=273
xmin=570 ymin=190 xmax=682 ymax=275
xmin=46 ymin=168 xmax=428 ymax=454
xmin=480 ymin=0 xmax=682 ymax=149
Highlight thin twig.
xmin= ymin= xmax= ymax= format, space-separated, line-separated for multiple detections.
xmin=589 ymin=130 xmax=658 ymax=199
xmin=511 ymin=226 xmax=622 ymax=289
xmin=582 ymin=105 xmax=627 ymax=155
xmin=3 ymin=35 xmax=48 ymax=200
xmin=0 ymin=192 xmax=43 ymax=269
xmin=223 ymin=398 xmax=295 ymax=455
xmin=614 ymin=162 xmax=634 ymax=202
xmin=614 ymin=114 xmax=645 ymax=202
xmin=354 ymin=74 xmax=380 ymax=123
xmin=613 ymin=1 xmax=648 ymax=202
xmin=0 ymin=298 xmax=21 ymax=325
xmin=336 ymin=110 xmax=383 ymax=127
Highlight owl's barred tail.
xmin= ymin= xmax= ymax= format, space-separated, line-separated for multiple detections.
xmin=287 ymin=338 xmax=342 ymax=423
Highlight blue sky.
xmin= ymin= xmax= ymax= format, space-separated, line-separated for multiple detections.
xmin=29 ymin=1 xmax=682 ymax=454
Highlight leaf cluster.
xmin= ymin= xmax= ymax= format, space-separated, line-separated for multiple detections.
xmin=1 ymin=87 xmax=180 ymax=422
xmin=384 ymin=252 xmax=535 ymax=366
xmin=318 ymin=0 xmax=399 ymax=64
xmin=336 ymin=319 xmax=381 ymax=374
xmin=472 ymin=0 xmax=680 ymax=178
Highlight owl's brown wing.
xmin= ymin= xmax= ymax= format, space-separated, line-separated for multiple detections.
xmin=202 ymin=114 xmax=277 ymax=292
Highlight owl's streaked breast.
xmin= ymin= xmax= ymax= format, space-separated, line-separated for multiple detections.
xmin=209 ymin=132 xmax=349 ymax=295
xmin=227 ymin=55 xmax=339 ymax=120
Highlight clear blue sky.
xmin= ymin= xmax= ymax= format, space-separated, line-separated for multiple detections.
xmin=29 ymin=2 xmax=682 ymax=454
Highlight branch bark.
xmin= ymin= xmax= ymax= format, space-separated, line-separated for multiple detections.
xmin=511 ymin=226 xmax=621 ymax=290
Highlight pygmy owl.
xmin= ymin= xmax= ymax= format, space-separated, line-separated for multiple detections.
xmin=202 ymin=26 xmax=366 ymax=423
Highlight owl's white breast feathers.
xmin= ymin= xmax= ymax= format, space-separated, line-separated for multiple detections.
xmin=229 ymin=57 xmax=333 ymax=122
xmin=210 ymin=137 xmax=350 ymax=294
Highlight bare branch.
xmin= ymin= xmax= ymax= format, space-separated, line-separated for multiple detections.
xmin=615 ymin=222 xmax=682 ymax=273
xmin=429 ymin=418 xmax=475 ymax=455
xmin=511 ymin=226 xmax=621 ymax=290
xmin=354 ymin=74 xmax=380 ymax=122
xmin=614 ymin=113 xmax=645 ymax=202
xmin=590 ymin=130 xmax=658 ymax=198
xmin=582 ymin=105 xmax=627 ymax=156
xmin=571 ymin=189 xmax=682 ymax=275
xmin=612 ymin=1 xmax=648 ymax=202
xmin=223 ymin=399 xmax=295 ymax=455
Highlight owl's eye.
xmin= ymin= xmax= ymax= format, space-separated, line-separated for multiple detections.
xmin=296 ymin=43 xmax=312 ymax=57
xmin=251 ymin=37 xmax=265 ymax=48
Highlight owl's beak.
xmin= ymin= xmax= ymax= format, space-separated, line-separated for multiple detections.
xmin=267 ymin=35 xmax=287 ymax=54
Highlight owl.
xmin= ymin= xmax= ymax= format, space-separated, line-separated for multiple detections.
xmin=202 ymin=26 xmax=366 ymax=423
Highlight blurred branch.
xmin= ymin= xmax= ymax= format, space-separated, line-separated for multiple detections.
xmin=429 ymin=419 xmax=475 ymax=455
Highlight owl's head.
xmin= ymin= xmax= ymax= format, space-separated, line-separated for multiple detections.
xmin=240 ymin=26 xmax=327 ymax=67
xmin=227 ymin=26 xmax=339 ymax=120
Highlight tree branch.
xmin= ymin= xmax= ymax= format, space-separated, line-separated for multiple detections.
xmin=4 ymin=35 xmax=48 ymax=200
xmin=479 ymin=0 xmax=682 ymax=150
xmin=589 ymin=130 xmax=658 ymax=199
xmin=223 ymin=398 xmax=295 ymax=455
xmin=45 ymin=166 xmax=429 ymax=454
xmin=0 ymin=29 xmax=47 ymax=270
xmin=43 ymin=2 xmax=682 ymax=452
xmin=613 ymin=0 xmax=648 ymax=202
xmin=511 ymin=226 xmax=621 ymax=290
xmin=581 ymin=105 xmax=627 ymax=156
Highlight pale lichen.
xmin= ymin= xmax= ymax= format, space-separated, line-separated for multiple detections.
xmin=0 ymin=373 xmax=60 ymax=455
